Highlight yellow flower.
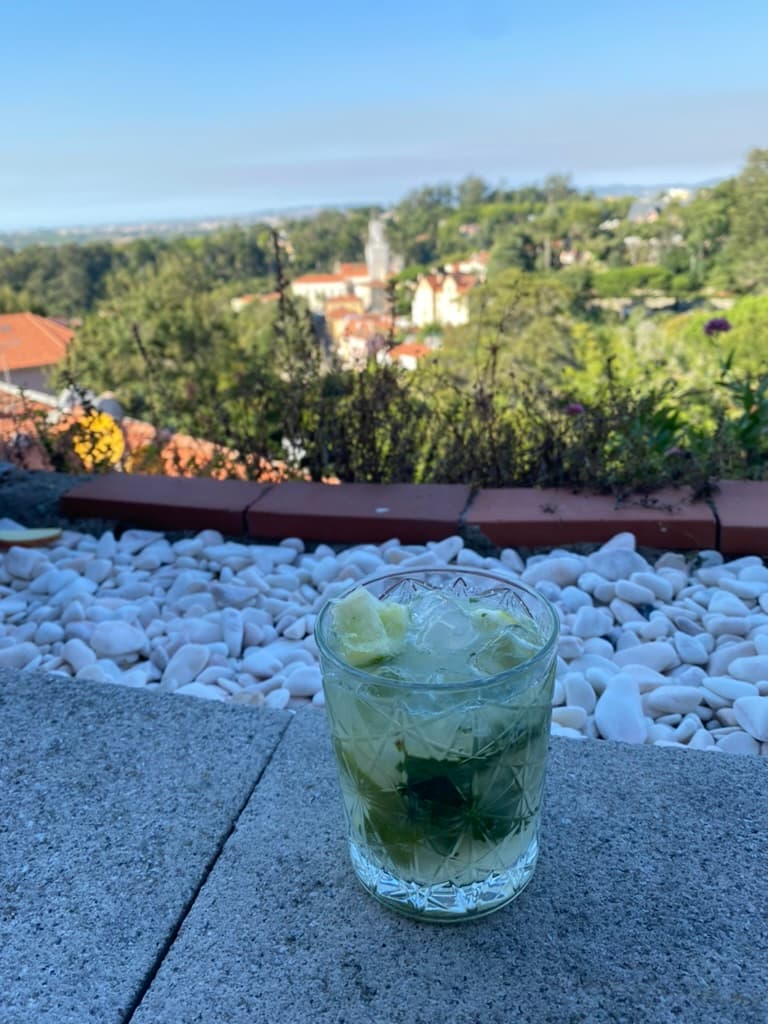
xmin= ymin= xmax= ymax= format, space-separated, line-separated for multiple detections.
xmin=70 ymin=411 xmax=125 ymax=471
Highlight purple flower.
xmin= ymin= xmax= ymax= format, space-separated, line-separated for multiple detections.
xmin=703 ymin=317 xmax=732 ymax=336
xmin=565 ymin=402 xmax=585 ymax=415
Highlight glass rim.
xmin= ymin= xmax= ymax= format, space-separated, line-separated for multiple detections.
xmin=313 ymin=566 xmax=560 ymax=692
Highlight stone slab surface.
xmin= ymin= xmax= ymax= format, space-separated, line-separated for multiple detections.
xmin=60 ymin=473 xmax=271 ymax=536
xmin=133 ymin=710 xmax=768 ymax=1024
xmin=0 ymin=669 xmax=290 ymax=1024
xmin=467 ymin=487 xmax=716 ymax=550
xmin=246 ymin=481 xmax=472 ymax=544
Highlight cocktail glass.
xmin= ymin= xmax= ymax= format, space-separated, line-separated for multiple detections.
xmin=315 ymin=568 xmax=559 ymax=922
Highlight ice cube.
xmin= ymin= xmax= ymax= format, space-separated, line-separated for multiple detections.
xmin=409 ymin=592 xmax=477 ymax=652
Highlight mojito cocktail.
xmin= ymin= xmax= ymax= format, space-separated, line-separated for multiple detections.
xmin=315 ymin=568 xmax=559 ymax=922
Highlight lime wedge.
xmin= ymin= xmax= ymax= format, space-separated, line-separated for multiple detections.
xmin=470 ymin=608 xmax=518 ymax=632
xmin=331 ymin=587 xmax=409 ymax=667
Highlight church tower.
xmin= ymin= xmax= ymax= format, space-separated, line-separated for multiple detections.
xmin=365 ymin=217 xmax=390 ymax=282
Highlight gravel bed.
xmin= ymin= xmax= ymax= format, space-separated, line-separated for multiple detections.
xmin=1 ymin=521 xmax=767 ymax=758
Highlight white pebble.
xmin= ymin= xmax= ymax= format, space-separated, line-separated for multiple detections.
xmin=572 ymin=606 xmax=613 ymax=639
xmin=560 ymin=586 xmax=591 ymax=612
xmin=728 ymin=656 xmax=768 ymax=683
xmin=161 ymin=644 xmax=210 ymax=688
xmin=220 ymin=608 xmax=244 ymax=658
xmin=582 ymin=637 xmax=614 ymax=659
xmin=0 ymin=641 xmax=39 ymax=669
xmin=557 ymin=636 xmax=584 ymax=661
xmin=586 ymin=548 xmax=649 ymax=582
xmin=673 ymin=632 xmax=709 ymax=666
xmin=609 ymin=598 xmax=645 ymax=624
xmin=284 ymin=664 xmax=323 ymax=697
xmin=688 ymin=729 xmax=716 ymax=750
xmin=630 ymin=572 xmax=673 ymax=602
xmin=551 ymin=705 xmax=587 ymax=731
xmin=615 ymin=580 xmax=656 ymax=605
xmin=673 ymin=714 xmax=702 ymax=743
xmin=89 ymin=622 xmax=147 ymax=659
xmin=35 ymin=621 xmax=64 ymax=645
xmin=5 ymin=547 xmax=47 ymax=580
xmin=613 ymin=641 xmax=679 ymax=673
xmin=427 ymin=536 xmax=463 ymax=563
xmin=61 ymin=638 xmax=96 ymax=673
xmin=643 ymin=686 xmax=703 ymax=717
xmin=708 ymin=591 xmax=750 ymax=617
xmin=704 ymin=676 xmax=758 ymax=702
xmin=716 ymin=731 xmax=761 ymax=756
xmin=522 ymin=556 xmax=585 ymax=587
xmin=647 ymin=722 xmax=676 ymax=743
xmin=265 ymin=687 xmax=291 ymax=709
xmin=499 ymin=548 xmax=524 ymax=573
xmin=550 ymin=723 xmax=586 ymax=740
xmin=732 ymin=696 xmax=768 ymax=741
xmin=241 ymin=649 xmax=284 ymax=678
xmin=175 ymin=681 xmax=227 ymax=701
xmin=595 ymin=678 xmax=647 ymax=744
xmin=669 ymin=665 xmax=706 ymax=688
xmin=707 ymin=641 xmax=756 ymax=676
xmin=564 ymin=674 xmax=596 ymax=713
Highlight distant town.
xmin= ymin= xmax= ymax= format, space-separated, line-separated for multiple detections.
xmin=1 ymin=149 xmax=766 ymax=490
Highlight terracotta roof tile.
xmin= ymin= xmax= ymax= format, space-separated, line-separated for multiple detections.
xmin=337 ymin=263 xmax=368 ymax=278
xmin=0 ymin=313 xmax=73 ymax=371
xmin=292 ymin=273 xmax=346 ymax=285
xmin=389 ymin=342 xmax=431 ymax=359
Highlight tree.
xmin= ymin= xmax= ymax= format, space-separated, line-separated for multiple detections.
xmin=284 ymin=209 xmax=370 ymax=274
xmin=456 ymin=176 xmax=489 ymax=210
xmin=434 ymin=269 xmax=578 ymax=382
xmin=723 ymin=149 xmax=768 ymax=291
xmin=388 ymin=185 xmax=455 ymax=265
xmin=488 ymin=225 xmax=537 ymax=274
xmin=675 ymin=180 xmax=733 ymax=285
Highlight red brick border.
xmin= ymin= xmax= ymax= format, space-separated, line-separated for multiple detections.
xmin=712 ymin=480 xmax=768 ymax=555
xmin=60 ymin=473 xmax=270 ymax=536
xmin=465 ymin=487 xmax=716 ymax=550
xmin=57 ymin=474 xmax=768 ymax=554
xmin=246 ymin=481 xmax=471 ymax=544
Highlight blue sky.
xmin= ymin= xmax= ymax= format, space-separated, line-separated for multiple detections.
xmin=2 ymin=0 xmax=768 ymax=229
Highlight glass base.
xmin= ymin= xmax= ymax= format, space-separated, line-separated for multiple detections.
xmin=348 ymin=836 xmax=539 ymax=923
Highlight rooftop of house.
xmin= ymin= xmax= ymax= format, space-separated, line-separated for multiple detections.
xmin=388 ymin=342 xmax=431 ymax=360
xmin=336 ymin=262 xmax=368 ymax=278
xmin=0 ymin=313 xmax=74 ymax=371
xmin=291 ymin=273 xmax=346 ymax=286
xmin=342 ymin=314 xmax=393 ymax=339
xmin=419 ymin=273 xmax=444 ymax=293
xmin=453 ymin=273 xmax=479 ymax=294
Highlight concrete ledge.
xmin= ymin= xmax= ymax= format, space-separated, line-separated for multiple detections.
xmin=132 ymin=709 xmax=768 ymax=1024
xmin=0 ymin=669 xmax=290 ymax=1024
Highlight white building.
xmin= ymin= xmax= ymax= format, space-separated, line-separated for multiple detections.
xmin=411 ymin=273 xmax=477 ymax=327
xmin=290 ymin=274 xmax=349 ymax=314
